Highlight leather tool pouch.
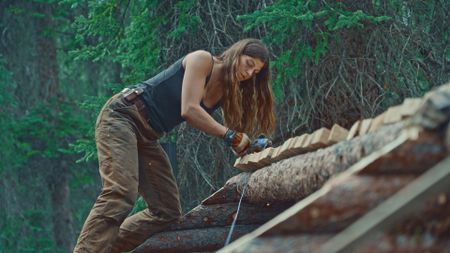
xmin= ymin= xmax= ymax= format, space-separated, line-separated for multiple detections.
xmin=122 ymin=87 xmax=144 ymax=102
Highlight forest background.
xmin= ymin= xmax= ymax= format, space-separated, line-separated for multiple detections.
xmin=0 ymin=0 xmax=448 ymax=252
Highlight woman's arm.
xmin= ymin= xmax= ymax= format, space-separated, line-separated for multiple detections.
xmin=181 ymin=50 xmax=227 ymax=138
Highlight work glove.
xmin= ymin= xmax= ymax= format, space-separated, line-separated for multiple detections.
xmin=223 ymin=129 xmax=251 ymax=157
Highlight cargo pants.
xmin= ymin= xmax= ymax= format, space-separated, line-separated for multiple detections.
xmin=73 ymin=93 xmax=182 ymax=253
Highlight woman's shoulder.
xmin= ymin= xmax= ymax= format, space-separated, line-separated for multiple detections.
xmin=186 ymin=50 xmax=213 ymax=60
xmin=182 ymin=50 xmax=213 ymax=71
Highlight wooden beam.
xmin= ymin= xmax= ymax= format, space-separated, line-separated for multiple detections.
xmin=261 ymin=175 xmax=415 ymax=235
xmin=238 ymin=127 xmax=443 ymax=204
xmin=216 ymin=131 xmax=413 ymax=253
xmin=164 ymin=203 xmax=290 ymax=231
xmin=346 ymin=120 xmax=361 ymax=140
xmin=277 ymin=137 xmax=299 ymax=160
xmin=257 ymin=147 xmax=276 ymax=167
xmin=217 ymin=234 xmax=332 ymax=253
xmin=205 ymin=124 xmax=447 ymax=205
xmin=358 ymin=118 xmax=372 ymax=136
xmin=383 ymin=105 xmax=403 ymax=124
xmin=400 ymin=97 xmax=423 ymax=119
xmin=328 ymin=124 xmax=349 ymax=144
xmin=317 ymin=155 xmax=450 ymax=253
xmin=134 ymin=225 xmax=258 ymax=253
xmin=309 ymin=127 xmax=330 ymax=149
xmin=368 ymin=113 xmax=385 ymax=133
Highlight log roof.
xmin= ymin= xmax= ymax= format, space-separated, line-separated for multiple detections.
xmin=134 ymin=83 xmax=450 ymax=253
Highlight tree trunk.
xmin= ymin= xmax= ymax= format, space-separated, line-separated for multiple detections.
xmin=166 ymin=202 xmax=292 ymax=231
xmin=35 ymin=2 xmax=60 ymax=100
xmin=33 ymin=2 xmax=74 ymax=251
xmin=261 ymin=175 xmax=415 ymax=235
xmin=218 ymin=234 xmax=333 ymax=253
xmin=49 ymin=166 xmax=74 ymax=251
xmin=134 ymin=225 xmax=258 ymax=253
xmin=203 ymin=123 xmax=447 ymax=205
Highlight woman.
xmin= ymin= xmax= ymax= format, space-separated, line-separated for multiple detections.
xmin=73 ymin=38 xmax=276 ymax=253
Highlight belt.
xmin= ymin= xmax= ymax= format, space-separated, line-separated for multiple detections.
xmin=120 ymin=87 xmax=164 ymax=137
xmin=121 ymin=87 xmax=143 ymax=102
xmin=121 ymin=87 xmax=148 ymax=120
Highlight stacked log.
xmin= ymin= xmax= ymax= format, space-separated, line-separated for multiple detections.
xmin=216 ymin=131 xmax=449 ymax=253
xmin=135 ymin=121 xmax=446 ymax=253
xmin=234 ymin=97 xmax=424 ymax=171
xmin=133 ymin=202 xmax=291 ymax=253
xmin=135 ymin=83 xmax=450 ymax=253
xmin=205 ymin=122 xmax=411 ymax=205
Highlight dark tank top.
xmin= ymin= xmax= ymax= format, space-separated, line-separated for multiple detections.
xmin=132 ymin=55 xmax=221 ymax=133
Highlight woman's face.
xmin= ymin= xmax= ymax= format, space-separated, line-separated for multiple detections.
xmin=237 ymin=55 xmax=265 ymax=82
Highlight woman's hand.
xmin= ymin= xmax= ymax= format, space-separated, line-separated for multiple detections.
xmin=223 ymin=129 xmax=251 ymax=156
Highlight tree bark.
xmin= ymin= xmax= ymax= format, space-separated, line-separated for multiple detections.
xmin=261 ymin=175 xmax=415 ymax=235
xmin=49 ymin=168 xmax=74 ymax=251
xmin=203 ymin=123 xmax=447 ymax=205
xmin=134 ymin=225 xmax=258 ymax=253
xmin=222 ymin=233 xmax=450 ymax=253
xmin=166 ymin=202 xmax=292 ymax=231
xmin=33 ymin=2 xmax=74 ymax=251
xmin=35 ymin=2 xmax=60 ymax=100
xmin=218 ymin=234 xmax=333 ymax=253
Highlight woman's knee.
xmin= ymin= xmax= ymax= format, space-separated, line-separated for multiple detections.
xmin=154 ymin=206 xmax=182 ymax=223
xmin=95 ymin=187 xmax=139 ymax=222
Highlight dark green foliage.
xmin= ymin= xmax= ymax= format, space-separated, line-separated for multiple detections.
xmin=239 ymin=0 xmax=449 ymax=134
xmin=0 ymin=56 xmax=22 ymax=173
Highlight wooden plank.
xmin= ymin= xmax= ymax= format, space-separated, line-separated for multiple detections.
xmin=205 ymin=127 xmax=446 ymax=205
xmin=383 ymin=105 xmax=402 ymax=124
xmin=256 ymin=147 xmax=275 ymax=167
xmin=268 ymin=146 xmax=283 ymax=163
xmin=368 ymin=98 xmax=422 ymax=133
xmin=368 ymin=113 xmax=385 ymax=132
xmin=245 ymin=152 xmax=262 ymax=169
xmin=134 ymin=225 xmax=258 ymax=253
xmin=308 ymin=127 xmax=330 ymax=149
xmin=400 ymin=97 xmax=423 ymax=119
xmin=233 ymin=155 xmax=252 ymax=171
xmin=227 ymin=233 xmax=450 ymax=253
xmin=277 ymin=138 xmax=298 ymax=160
xmin=346 ymin=120 xmax=361 ymax=140
xmin=221 ymin=235 xmax=332 ymax=253
xmin=287 ymin=134 xmax=308 ymax=155
xmin=293 ymin=134 xmax=310 ymax=154
xmin=166 ymin=203 xmax=290 ymax=231
xmin=358 ymin=119 xmax=372 ymax=136
xmin=216 ymin=131 xmax=414 ymax=253
xmin=327 ymin=124 xmax=349 ymax=144
xmin=301 ymin=134 xmax=313 ymax=149
xmin=318 ymin=156 xmax=450 ymax=253
xmin=282 ymin=135 xmax=306 ymax=157
xmin=260 ymin=175 xmax=415 ymax=236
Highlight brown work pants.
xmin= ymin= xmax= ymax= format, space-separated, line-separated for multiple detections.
xmin=73 ymin=93 xmax=182 ymax=253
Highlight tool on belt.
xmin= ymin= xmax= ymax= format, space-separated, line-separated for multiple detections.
xmin=121 ymin=87 xmax=144 ymax=102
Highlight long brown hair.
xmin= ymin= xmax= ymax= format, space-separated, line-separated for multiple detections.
xmin=217 ymin=38 xmax=276 ymax=137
